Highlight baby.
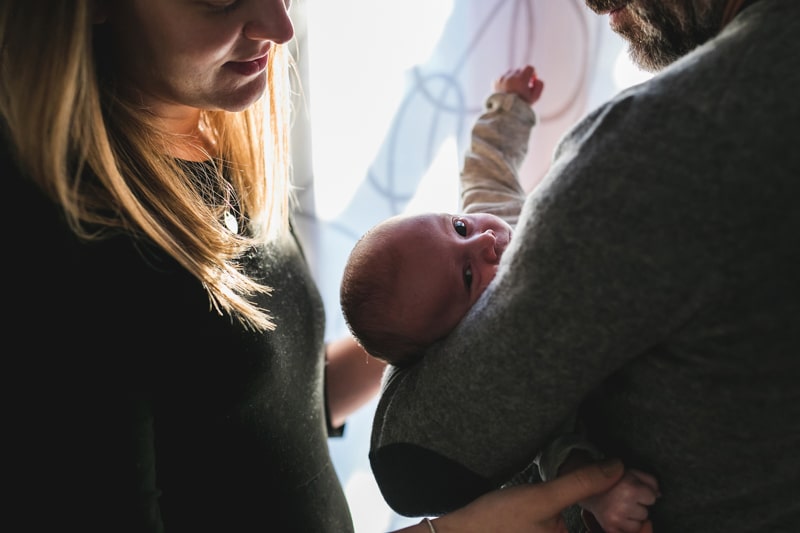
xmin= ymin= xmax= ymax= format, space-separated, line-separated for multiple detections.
xmin=341 ymin=66 xmax=660 ymax=533
xmin=341 ymin=210 xmax=512 ymax=364
xmin=341 ymin=65 xmax=539 ymax=366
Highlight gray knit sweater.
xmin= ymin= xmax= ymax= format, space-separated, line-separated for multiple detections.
xmin=370 ymin=1 xmax=800 ymax=531
xmin=461 ymin=91 xmax=601 ymax=483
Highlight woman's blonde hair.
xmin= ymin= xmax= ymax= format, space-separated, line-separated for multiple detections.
xmin=0 ymin=1 xmax=294 ymax=331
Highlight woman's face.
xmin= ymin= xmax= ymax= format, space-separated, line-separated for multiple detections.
xmin=100 ymin=0 xmax=294 ymax=115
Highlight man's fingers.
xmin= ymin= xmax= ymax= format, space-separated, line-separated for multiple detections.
xmin=538 ymin=459 xmax=625 ymax=511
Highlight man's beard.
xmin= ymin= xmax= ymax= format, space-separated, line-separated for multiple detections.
xmin=585 ymin=0 xmax=624 ymax=12
xmin=585 ymin=0 xmax=727 ymax=72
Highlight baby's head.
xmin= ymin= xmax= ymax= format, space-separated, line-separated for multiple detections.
xmin=340 ymin=211 xmax=513 ymax=366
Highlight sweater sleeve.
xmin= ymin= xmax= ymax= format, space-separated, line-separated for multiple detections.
xmin=534 ymin=420 xmax=604 ymax=481
xmin=460 ymin=92 xmax=536 ymax=226
xmin=461 ymin=93 xmax=603 ymax=481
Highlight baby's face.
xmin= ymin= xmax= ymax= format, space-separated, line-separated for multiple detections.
xmin=383 ymin=212 xmax=513 ymax=345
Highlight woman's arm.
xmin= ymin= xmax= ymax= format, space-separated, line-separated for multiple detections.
xmin=325 ymin=335 xmax=387 ymax=429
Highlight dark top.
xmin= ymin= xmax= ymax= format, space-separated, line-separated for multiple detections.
xmin=4 ymin=141 xmax=353 ymax=532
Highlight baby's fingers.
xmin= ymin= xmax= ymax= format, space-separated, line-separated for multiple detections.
xmin=583 ymin=510 xmax=654 ymax=533
xmin=529 ymin=76 xmax=544 ymax=103
xmin=629 ymin=469 xmax=662 ymax=499
xmin=590 ymin=501 xmax=652 ymax=533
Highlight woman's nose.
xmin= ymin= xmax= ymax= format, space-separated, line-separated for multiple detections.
xmin=243 ymin=0 xmax=295 ymax=44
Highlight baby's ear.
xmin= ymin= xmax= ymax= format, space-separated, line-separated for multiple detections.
xmin=92 ymin=0 xmax=109 ymax=24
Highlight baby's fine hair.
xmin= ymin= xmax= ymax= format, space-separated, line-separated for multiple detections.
xmin=340 ymin=226 xmax=426 ymax=366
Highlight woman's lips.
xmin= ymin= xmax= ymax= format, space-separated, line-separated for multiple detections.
xmin=225 ymin=54 xmax=269 ymax=76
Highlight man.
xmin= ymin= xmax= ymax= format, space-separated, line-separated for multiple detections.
xmin=369 ymin=1 xmax=800 ymax=532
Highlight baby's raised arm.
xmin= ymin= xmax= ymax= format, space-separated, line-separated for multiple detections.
xmin=460 ymin=65 xmax=541 ymax=226
xmin=493 ymin=65 xmax=544 ymax=105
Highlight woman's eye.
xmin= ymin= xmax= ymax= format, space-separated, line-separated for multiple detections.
xmin=463 ymin=266 xmax=473 ymax=289
xmin=453 ymin=218 xmax=467 ymax=237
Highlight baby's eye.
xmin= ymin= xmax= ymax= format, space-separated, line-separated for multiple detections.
xmin=205 ymin=1 xmax=240 ymax=14
xmin=453 ymin=218 xmax=467 ymax=237
xmin=463 ymin=266 xmax=473 ymax=289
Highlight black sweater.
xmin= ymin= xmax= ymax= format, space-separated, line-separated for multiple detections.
xmin=4 ymin=143 xmax=353 ymax=532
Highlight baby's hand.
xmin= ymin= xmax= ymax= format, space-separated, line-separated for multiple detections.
xmin=579 ymin=468 xmax=660 ymax=533
xmin=493 ymin=65 xmax=544 ymax=105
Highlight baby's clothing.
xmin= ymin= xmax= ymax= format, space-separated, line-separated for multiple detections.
xmin=460 ymin=91 xmax=534 ymax=226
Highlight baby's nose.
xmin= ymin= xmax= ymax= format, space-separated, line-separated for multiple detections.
xmin=475 ymin=230 xmax=498 ymax=262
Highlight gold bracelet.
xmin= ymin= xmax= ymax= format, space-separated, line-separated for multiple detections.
xmin=421 ymin=517 xmax=437 ymax=533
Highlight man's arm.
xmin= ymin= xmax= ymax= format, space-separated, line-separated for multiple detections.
xmin=370 ymin=83 xmax=724 ymax=515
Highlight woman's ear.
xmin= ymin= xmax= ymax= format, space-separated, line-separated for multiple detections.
xmin=92 ymin=0 xmax=108 ymax=24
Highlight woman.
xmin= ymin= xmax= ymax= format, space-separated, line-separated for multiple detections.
xmin=0 ymin=1 xmax=627 ymax=531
